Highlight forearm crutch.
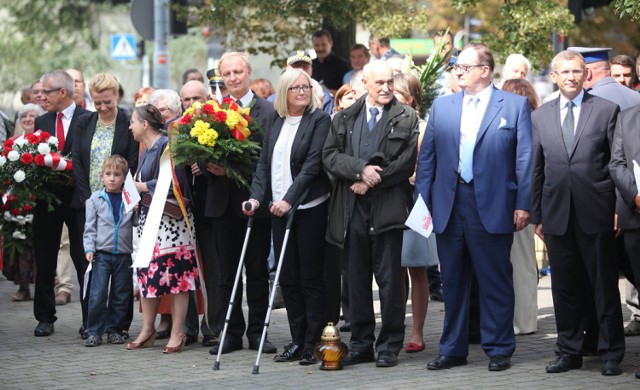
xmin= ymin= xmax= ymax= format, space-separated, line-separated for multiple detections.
xmin=252 ymin=192 xmax=307 ymax=374
xmin=213 ymin=204 xmax=253 ymax=371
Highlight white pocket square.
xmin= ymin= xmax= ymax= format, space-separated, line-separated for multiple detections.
xmin=498 ymin=117 xmax=509 ymax=128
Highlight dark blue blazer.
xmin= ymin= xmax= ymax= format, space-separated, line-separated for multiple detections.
xmin=416 ymin=86 xmax=532 ymax=234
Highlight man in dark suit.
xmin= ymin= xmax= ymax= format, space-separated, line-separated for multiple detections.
xmin=33 ymin=70 xmax=89 ymax=337
xmin=323 ymin=60 xmax=419 ymax=368
xmin=531 ymin=50 xmax=624 ymax=376
xmin=609 ymin=104 xmax=640 ymax=380
xmin=416 ymin=43 xmax=532 ymax=372
xmin=206 ymin=52 xmax=276 ymax=355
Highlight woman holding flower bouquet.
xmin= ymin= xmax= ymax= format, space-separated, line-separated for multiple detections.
xmin=126 ymin=105 xmax=199 ymax=353
xmin=2 ymin=103 xmax=45 ymax=301
xmin=243 ymin=68 xmax=332 ymax=365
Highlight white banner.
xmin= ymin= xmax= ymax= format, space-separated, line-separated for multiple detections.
xmin=132 ymin=148 xmax=172 ymax=268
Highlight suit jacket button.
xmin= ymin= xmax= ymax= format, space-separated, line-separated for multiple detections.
xmin=369 ymin=227 xmax=374 ymax=232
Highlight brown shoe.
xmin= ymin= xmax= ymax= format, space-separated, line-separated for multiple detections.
xmin=55 ymin=292 xmax=71 ymax=305
xmin=11 ymin=289 xmax=32 ymax=301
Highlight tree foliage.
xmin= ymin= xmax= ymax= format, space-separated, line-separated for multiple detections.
xmin=451 ymin=0 xmax=575 ymax=70
xmin=186 ymin=0 xmax=435 ymax=66
xmin=611 ymin=0 xmax=640 ymax=21
xmin=0 ymin=0 xmax=115 ymax=90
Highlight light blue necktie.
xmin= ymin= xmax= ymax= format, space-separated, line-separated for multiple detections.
xmin=368 ymin=107 xmax=379 ymax=132
xmin=460 ymin=97 xmax=479 ymax=183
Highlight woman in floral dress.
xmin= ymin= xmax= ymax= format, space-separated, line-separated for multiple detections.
xmin=126 ymin=104 xmax=199 ymax=353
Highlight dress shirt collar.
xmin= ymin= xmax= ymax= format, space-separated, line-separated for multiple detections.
xmin=463 ymin=83 xmax=493 ymax=104
xmin=232 ymin=90 xmax=254 ymax=108
xmin=59 ymin=102 xmax=77 ymax=119
xmin=559 ymin=89 xmax=585 ymax=108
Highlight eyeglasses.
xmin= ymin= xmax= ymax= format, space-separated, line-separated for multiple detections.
xmin=452 ymin=64 xmax=485 ymax=73
xmin=553 ymin=69 xmax=584 ymax=78
xmin=43 ymin=87 xmax=63 ymax=95
xmin=288 ymin=85 xmax=312 ymax=93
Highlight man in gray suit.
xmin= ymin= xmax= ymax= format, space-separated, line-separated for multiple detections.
xmin=531 ymin=50 xmax=625 ymax=376
xmin=610 ymin=104 xmax=640 ymax=380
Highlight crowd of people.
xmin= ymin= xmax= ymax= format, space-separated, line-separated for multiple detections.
xmin=2 ymin=28 xmax=640 ymax=380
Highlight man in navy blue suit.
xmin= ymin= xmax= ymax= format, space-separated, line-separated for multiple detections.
xmin=416 ymin=43 xmax=532 ymax=372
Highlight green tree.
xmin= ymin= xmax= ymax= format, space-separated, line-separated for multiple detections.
xmin=611 ymin=0 xmax=640 ymax=21
xmin=450 ymin=0 xmax=575 ymax=70
xmin=0 ymin=0 xmax=117 ymax=91
xmin=184 ymin=0 xmax=435 ymax=66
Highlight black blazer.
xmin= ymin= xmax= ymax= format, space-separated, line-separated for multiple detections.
xmin=71 ymin=110 xmax=139 ymax=208
xmin=203 ymin=94 xmax=275 ymax=218
xmin=250 ymin=107 xmax=332 ymax=208
xmin=34 ymin=105 xmax=90 ymax=156
xmin=531 ymin=92 xmax=619 ymax=235
xmin=610 ymin=104 xmax=640 ymax=230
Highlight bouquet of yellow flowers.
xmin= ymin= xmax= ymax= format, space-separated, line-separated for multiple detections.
xmin=170 ymin=98 xmax=262 ymax=190
xmin=0 ymin=130 xmax=73 ymax=264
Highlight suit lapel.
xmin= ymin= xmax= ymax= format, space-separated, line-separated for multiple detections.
xmin=451 ymin=93 xmax=463 ymax=151
xmin=290 ymin=113 xmax=311 ymax=160
xmin=571 ymin=93 xmax=594 ymax=159
xmin=111 ymin=112 xmax=128 ymax=154
xmin=475 ymin=87 xmax=502 ymax=146
xmin=267 ymin=116 xmax=285 ymax=161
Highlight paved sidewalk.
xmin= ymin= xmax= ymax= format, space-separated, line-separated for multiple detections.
xmin=1 ymin=272 xmax=638 ymax=389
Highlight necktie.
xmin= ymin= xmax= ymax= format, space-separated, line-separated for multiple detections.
xmin=460 ymin=97 xmax=479 ymax=182
xmin=561 ymin=101 xmax=575 ymax=155
xmin=56 ymin=112 xmax=65 ymax=152
xmin=368 ymin=107 xmax=379 ymax=132
xmin=236 ymin=99 xmax=243 ymax=108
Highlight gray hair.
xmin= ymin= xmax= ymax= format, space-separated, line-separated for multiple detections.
xmin=18 ymin=103 xmax=45 ymax=119
xmin=362 ymin=61 xmax=392 ymax=80
xmin=149 ymin=89 xmax=181 ymax=113
xmin=219 ymin=52 xmax=252 ymax=72
xmin=550 ymin=50 xmax=585 ymax=72
xmin=40 ymin=70 xmax=74 ymax=96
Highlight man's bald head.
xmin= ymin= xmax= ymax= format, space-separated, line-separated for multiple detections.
xmin=180 ymin=80 xmax=208 ymax=108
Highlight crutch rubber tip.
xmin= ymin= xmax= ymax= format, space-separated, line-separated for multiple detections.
xmin=213 ymin=362 xmax=220 ymax=370
xmin=252 ymin=366 xmax=260 ymax=374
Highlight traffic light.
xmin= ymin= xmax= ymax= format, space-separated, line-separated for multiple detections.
xmin=170 ymin=0 xmax=188 ymax=35
xmin=136 ymin=39 xmax=145 ymax=60
xmin=568 ymin=0 xmax=612 ymax=23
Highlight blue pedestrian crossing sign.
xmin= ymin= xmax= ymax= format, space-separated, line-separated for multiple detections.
xmin=111 ymin=34 xmax=137 ymax=61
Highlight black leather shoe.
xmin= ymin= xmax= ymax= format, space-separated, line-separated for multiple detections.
xmin=339 ymin=322 xmax=351 ymax=332
xmin=249 ymin=338 xmax=277 ymax=354
xmin=208 ymin=338 xmax=243 ymax=355
xmin=601 ymin=360 xmax=622 ymax=376
xmin=546 ymin=354 xmax=582 ymax=373
xmin=202 ymin=335 xmax=218 ymax=347
xmin=341 ymin=350 xmax=375 ymax=366
xmin=427 ymin=355 xmax=468 ymax=370
xmin=488 ymin=355 xmax=511 ymax=371
xmin=185 ymin=334 xmax=198 ymax=346
xmin=635 ymin=369 xmax=639 ymax=379
xmin=430 ymin=287 xmax=444 ymax=302
xmin=299 ymin=349 xmax=318 ymax=365
xmin=376 ymin=351 xmax=398 ymax=367
xmin=274 ymin=343 xmax=303 ymax=362
xmin=34 ymin=321 xmax=54 ymax=337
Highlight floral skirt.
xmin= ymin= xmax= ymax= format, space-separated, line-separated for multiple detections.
xmin=135 ymin=207 xmax=199 ymax=298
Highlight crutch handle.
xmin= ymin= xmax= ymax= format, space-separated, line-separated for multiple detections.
xmin=284 ymin=189 xmax=310 ymax=229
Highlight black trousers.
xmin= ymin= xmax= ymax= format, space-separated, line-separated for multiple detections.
xmin=273 ymin=202 xmax=328 ymax=350
xmin=345 ymin=197 xmax=405 ymax=354
xmin=33 ymin=195 xmax=86 ymax=325
xmin=545 ymin=205 xmax=625 ymax=362
xmin=185 ymin=215 xmax=218 ymax=338
xmin=211 ymin=206 xmax=270 ymax=341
